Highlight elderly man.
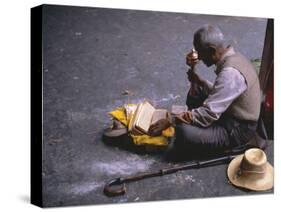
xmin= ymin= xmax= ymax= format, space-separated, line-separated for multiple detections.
xmin=149 ymin=25 xmax=265 ymax=156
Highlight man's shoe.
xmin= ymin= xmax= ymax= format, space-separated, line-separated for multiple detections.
xmin=224 ymin=132 xmax=267 ymax=156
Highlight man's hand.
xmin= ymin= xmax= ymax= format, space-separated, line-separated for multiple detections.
xmin=186 ymin=52 xmax=199 ymax=67
xmin=175 ymin=111 xmax=192 ymax=124
xmin=148 ymin=119 xmax=171 ymax=136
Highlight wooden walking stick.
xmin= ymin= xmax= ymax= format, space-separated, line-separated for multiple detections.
xmin=104 ymin=154 xmax=236 ymax=197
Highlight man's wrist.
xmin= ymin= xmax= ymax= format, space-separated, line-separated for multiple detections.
xmin=187 ymin=111 xmax=193 ymax=121
xmin=167 ymin=112 xmax=176 ymax=127
xmin=184 ymin=111 xmax=193 ymax=123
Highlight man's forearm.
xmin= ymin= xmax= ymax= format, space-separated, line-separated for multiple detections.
xmin=191 ymin=68 xmax=247 ymax=127
xmin=202 ymin=79 xmax=214 ymax=93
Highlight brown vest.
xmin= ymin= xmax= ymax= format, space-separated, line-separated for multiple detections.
xmin=217 ymin=52 xmax=261 ymax=121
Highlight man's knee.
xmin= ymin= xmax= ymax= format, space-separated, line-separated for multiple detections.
xmin=175 ymin=123 xmax=198 ymax=146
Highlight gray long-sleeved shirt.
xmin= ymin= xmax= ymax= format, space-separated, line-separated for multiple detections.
xmin=191 ymin=47 xmax=247 ymax=127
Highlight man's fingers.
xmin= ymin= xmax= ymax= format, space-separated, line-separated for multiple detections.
xmin=178 ymin=112 xmax=186 ymax=117
xmin=175 ymin=114 xmax=189 ymax=124
xmin=183 ymin=113 xmax=188 ymax=120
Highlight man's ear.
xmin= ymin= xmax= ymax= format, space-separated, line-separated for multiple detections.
xmin=207 ymin=45 xmax=216 ymax=55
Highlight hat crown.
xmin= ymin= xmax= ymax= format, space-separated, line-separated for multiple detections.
xmin=239 ymin=148 xmax=267 ymax=178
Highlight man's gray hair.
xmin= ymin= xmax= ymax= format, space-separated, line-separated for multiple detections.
xmin=193 ymin=25 xmax=226 ymax=49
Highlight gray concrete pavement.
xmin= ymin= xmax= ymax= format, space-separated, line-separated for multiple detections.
xmin=41 ymin=5 xmax=272 ymax=207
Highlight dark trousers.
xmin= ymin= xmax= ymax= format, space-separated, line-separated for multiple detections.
xmin=174 ymin=90 xmax=257 ymax=156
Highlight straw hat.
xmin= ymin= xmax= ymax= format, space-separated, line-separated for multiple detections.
xmin=103 ymin=119 xmax=127 ymax=137
xmin=227 ymin=148 xmax=274 ymax=191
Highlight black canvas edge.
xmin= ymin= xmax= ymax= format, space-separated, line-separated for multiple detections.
xmin=31 ymin=5 xmax=43 ymax=207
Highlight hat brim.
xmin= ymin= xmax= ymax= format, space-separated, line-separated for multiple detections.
xmin=227 ymin=155 xmax=274 ymax=191
xmin=103 ymin=128 xmax=128 ymax=137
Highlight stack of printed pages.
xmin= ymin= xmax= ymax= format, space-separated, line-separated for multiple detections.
xmin=127 ymin=101 xmax=167 ymax=135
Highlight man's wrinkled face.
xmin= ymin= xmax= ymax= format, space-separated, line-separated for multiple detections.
xmin=194 ymin=42 xmax=214 ymax=67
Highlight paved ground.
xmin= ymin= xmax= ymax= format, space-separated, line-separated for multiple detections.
xmin=41 ymin=5 xmax=272 ymax=207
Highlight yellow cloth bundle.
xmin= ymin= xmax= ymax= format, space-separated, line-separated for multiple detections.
xmin=109 ymin=105 xmax=174 ymax=146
